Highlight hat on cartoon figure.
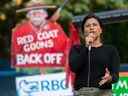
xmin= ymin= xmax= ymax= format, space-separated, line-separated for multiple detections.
xmin=16 ymin=0 xmax=57 ymax=13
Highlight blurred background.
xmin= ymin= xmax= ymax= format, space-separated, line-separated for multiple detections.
xmin=0 ymin=0 xmax=128 ymax=63
xmin=0 ymin=0 xmax=128 ymax=95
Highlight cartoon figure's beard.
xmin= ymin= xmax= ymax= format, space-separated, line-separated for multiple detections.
xmin=31 ymin=17 xmax=46 ymax=27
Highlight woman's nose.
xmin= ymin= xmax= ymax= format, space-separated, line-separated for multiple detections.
xmin=89 ymin=25 xmax=95 ymax=30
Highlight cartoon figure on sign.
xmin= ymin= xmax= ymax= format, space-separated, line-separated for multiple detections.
xmin=11 ymin=0 xmax=70 ymax=72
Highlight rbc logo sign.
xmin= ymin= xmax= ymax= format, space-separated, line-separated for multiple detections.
xmin=16 ymin=73 xmax=73 ymax=96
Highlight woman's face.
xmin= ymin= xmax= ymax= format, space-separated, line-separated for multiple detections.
xmin=84 ymin=18 xmax=102 ymax=41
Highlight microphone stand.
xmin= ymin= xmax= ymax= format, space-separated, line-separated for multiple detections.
xmin=87 ymin=45 xmax=91 ymax=87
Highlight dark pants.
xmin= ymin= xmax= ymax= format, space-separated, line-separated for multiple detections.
xmin=74 ymin=87 xmax=112 ymax=96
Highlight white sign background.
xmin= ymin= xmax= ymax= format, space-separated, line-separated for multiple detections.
xmin=16 ymin=72 xmax=73 ymax=96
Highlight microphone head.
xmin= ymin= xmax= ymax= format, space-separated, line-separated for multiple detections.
xmin=88 ymin=45 xmax=91 ymax=51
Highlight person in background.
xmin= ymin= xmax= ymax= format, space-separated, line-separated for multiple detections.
xmin=69 ymin=13 xmax=120 ymax=96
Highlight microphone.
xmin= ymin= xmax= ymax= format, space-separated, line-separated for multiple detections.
xmin=85 ymin=32 xmax=94 ymax=51
xmin=88 ymin=41 xmax=92 ymax=51
xmin=88 ymin=44 xmax=91 ymax=51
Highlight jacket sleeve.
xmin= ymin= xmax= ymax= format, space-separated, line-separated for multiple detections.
xmin=69 ymin=45 xmax=83 ymax=73
xmin=110 ymin=47 xmax=120 ymax=83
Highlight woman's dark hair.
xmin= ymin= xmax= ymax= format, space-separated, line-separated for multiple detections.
xmin=81 ymin=12 xmax=104 ymax=34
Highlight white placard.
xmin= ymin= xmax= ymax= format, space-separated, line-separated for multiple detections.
xmin=16 ymin=72 xmax=73 ymax=96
